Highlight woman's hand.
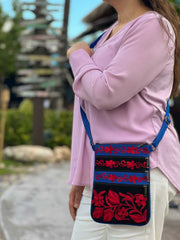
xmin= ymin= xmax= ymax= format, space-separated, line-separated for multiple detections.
xmin=67 ymin=42 xmax=94 ymax=59
xmin=69 ymin=185 xmax=85 ymax=221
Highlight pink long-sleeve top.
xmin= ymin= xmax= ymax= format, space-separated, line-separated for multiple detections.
xmin=68 ymin=11 xmax=180 ymax=191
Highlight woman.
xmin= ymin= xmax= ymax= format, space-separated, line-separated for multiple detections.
xmin=67 ymin=0 xmax=180 ymax=239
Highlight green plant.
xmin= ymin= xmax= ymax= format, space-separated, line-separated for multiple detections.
xmin=44 ymin=110 xmax=73 ymax=148
xmin=4 ymin=109 xmax=32 ymax=146
xmin=1 ymin=108 xmax=73 ymax=148
xmin=0 ymin=159 xmax=32 ymax=175
xmin=18 ymin=99 xmax=33 ymax=116
xmin=0 ymin=0 xmax=23 ymax=88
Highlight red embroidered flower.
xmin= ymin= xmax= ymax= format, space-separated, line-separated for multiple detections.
xmin=127 ymin=146 xmax=137 ymax=154
xmin=105 ymin=146 xmax=114 ymax=154
xmin=92 ymin=190 xmax=105 ymax=207
xmin=115 ymin=207 xmax=129 ymax=221
xmin=135 ymin=194 xmax=147 ymax=208
xmin=106 ymin=160 xmax=115 ymax=168
xmin=92 ymin=207 xmax=104 ymax=219
xmin=127 ymin=161 xmax=136 ymax=170
xmin=108 ymin=174 xmax=117 ymax=183
xmin=129 ymin=175 xmax=138 ymax=184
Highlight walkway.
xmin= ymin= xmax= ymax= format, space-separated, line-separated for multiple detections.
xmin=0 ymin=162 xmax=179 ymax=240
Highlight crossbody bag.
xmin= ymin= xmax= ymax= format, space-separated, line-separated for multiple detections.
xmin=80 ymin=102 xmax=170 ymax=226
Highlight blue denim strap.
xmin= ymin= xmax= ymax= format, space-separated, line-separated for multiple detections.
xmin=80 ymin=105 xmax=95 ymax=150
xmin=80 ymin=101 xmax=170 ymax=152
xmin=79 ymin=33 xmax=105 ymax=150
xmin=151 ymin=100 xmax=171 ymax=149
xmin=89 ymin=32 xmax=105 ymax=48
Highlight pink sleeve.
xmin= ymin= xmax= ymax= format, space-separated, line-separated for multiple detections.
xmin=70 ymin=18 xmax=171 ymax=110
xmin=68 ymin=95 xmax=91 ymax=186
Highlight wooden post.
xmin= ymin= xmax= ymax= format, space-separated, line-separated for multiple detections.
xmin=0 ymin=88 xmax=10 ymax=165
xmin=32 ymin=97 xmax=44 ymax=145
xmin=61 ymin=0 xmax=70 ymax=50
xmin=58 ymin=0 xmax=71 ymax=108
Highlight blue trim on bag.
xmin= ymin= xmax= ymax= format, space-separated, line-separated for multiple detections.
xmin=94 ymin=171 xmax=149 ymax=185
xmin=94 ymin=143 xmax=151 ymax=157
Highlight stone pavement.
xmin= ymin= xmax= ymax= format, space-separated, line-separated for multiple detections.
xmin=0 ymin=162 xmax=73 ymax=240
xmin=0 ymin=161 xmax=179 ymax=240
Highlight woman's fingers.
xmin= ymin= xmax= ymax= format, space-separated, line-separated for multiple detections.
xmin=69 ymin=186 xmax=85 ymax=221
xmin=67 ymin=42 xmax=92 ymax=59
xmin=69 ymin=189 xmax=76 ymax=221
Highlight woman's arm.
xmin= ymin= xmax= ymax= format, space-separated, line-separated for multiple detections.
xmin=69 ymin=18 xmax=173 ymax=110
xmin=68 ymin=96 xmax=85 ymax=220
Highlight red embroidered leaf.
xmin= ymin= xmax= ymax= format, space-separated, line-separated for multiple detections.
xmin=129 ymin=210 xmax=146 ymax=223
xmin=103 ymin=208 xmax=114 ymax=222
xmin=127 ymin=192 xmax=134 ymax=198
xmin=143 ymin=209 xmax=147 ymax=219
xmin=93 ymin=190 xmax=98 ymax=197
xmin=105 ymin=195 xmax=113 ymax=207
xmin=108 ymin=190 xmax=120 ymax=205
xmin=92 ymin=207 xmax=104 ymax=219
xmin=123 ymin=201 xmax=133 ymax=208
xmin=129 ymin=209 xmax=139 ymax=214
xmin=119 ymin=192 xmax=134 ymax=202
xmin=100 ymin=190 xmax=106 ymax=195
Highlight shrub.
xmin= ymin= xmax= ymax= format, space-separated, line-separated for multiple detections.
xmin=18 ymin=99 xmax=33 ymax=116
xmin=4 ymin=109 xmax=32 ymax=146
xmin=44 ymin=110 xmax=73 ymax=148
xmin=0 ymin=107 xmax=73 ymax=148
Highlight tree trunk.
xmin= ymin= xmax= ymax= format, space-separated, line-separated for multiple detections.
xmin=0 ymin=76 xmax=5 ymax=109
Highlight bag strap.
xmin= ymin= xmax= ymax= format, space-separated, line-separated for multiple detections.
xmin=80 ymin=106 xmax=95 ymax=150
xmin=89 ymin=32 xmax=105 ymax=48
xmin=151 ymin=100 xmax=171 ymax=149
xmin=79 ymin=32 xmax=105 ymax=151
xmin=79 ymin=34 xmax=171 ymax=152
xmin=80 ymin=101 xmax=170 ymax=152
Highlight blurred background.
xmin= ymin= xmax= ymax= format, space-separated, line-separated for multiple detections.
xmin=0 ymin=0 xmax=179 ymax=240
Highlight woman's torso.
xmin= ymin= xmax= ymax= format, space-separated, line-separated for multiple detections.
xmin=83 ymin=11 xmax=180 ymax=190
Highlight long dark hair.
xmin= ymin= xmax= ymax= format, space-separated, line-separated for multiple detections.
xmin=143 ymin=0 xmax=180 ymax=97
